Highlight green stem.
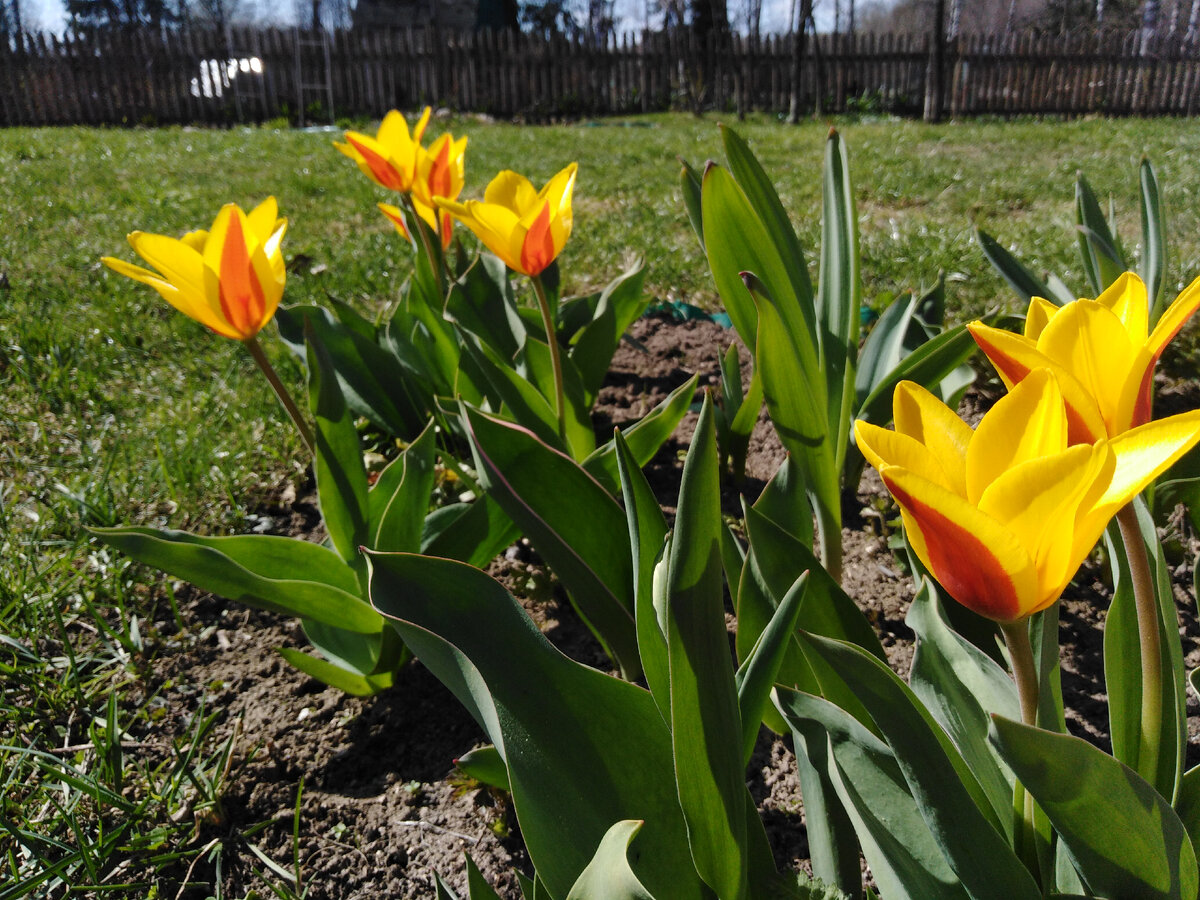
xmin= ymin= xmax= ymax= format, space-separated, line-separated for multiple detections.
xmin=1001 ymin=619 xmax=1041 ymax=884
xmin=1115 ymin=501 xmax=1162 ymax=789
xmin=816 ymin=501 xmax=843 ymax=585
xmin=404 ymin=195 xmax=445 ymax=293
xmin=531 ymin=274 xmax=567 ymax=444
xmin=245 ymin=336 xmax=315 ymax=457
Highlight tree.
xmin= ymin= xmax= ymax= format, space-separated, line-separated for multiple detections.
xmin=66 ymin=0 xmax=174 ymax=29
xmin=521 ymin=0 xmax=578 ymax=36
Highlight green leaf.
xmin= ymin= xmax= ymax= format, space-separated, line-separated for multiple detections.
xmin=1140 ymin=158 xmax=1167 ymax=324
xmin=301 ymin=617 xmax=405 ymax=677
xmin=367 ymin=553 xmax=708 ymax=900
xmin=455 ymin=745 xmax=510 ymax=792
xmin=466 ymin=854 xmax=504 ymax=900
xmin=435 ymin=872 xmax=462 ymax=900
xmin=276 ymin=647 xmax=395 ymax=696
xmin=520 ymin=332 xmax=596 ymax=459
xmin=775 ymin=689 xmax=970 ymax=900
xmin=905 ymin=578 xmax=1019 ymax=834
xmin=990 ymin=716 xmax=1198 ymax=900
xmin=306 ymin=324 xmax=369 ymax=565
xmin=421 ymin=497 xmax=521 ymax=569
xmin=367 ymin=422 xmax=437 ymax=553
xmin=89 ymin=527 xmax=379 ymax=633
xmin=569 ymin=259 xmax=650 ymax=402
xmin=1176 ymin=762 xmax=1200 ymax=852
xmin=817 ymin=129 xmax=861 ymax=477
xmin=752 ymin=456 xmax=814 ymax=549
xmin=446 ymin=253 xmax=526 ymax=360
xmin=975 ymin=230 xmax=1064 ymax=307
xmin=1076 ymin=174 xmax=1127 ymax=295
xmin=665 ymin=396 xmax=756 ymax=900
xmin=800 ymin=634 xmax=1040 ymax=900
xmin=567 ymin=820 xmax=657 ymax=900
xmin=464 ymin=405 xmax=639 ymax=678
xmin=679 ymin=160 xmax=705 ymax=249
xmin=276 ymin=304 xmax=427 ymax=439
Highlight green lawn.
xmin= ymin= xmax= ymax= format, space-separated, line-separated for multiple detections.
xmin=3 ymin=111 xmax=1200 ymax=895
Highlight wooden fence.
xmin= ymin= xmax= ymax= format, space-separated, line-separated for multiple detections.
xmin=1 ymin=25 xmax=1198 ymax=127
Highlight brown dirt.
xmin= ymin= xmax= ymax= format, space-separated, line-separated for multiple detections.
xmin=127 ymin=315 xmax=1200 ymax=898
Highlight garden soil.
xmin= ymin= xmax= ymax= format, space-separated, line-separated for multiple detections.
xmin=135 ymin=315 xmax=1200 ymax=898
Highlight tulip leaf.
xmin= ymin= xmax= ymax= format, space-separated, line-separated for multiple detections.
xmin=665 ymin=396 xmax=759 ymax=900
xmin=519 ymin=333 xmax=596 ymax=459
xmin=1175 ymin=762 xmax=1200 ymax=852
xmin=816 ymin=129 xmax=861 ymax=476
xmin=455 ymin=745 xmax=510 ymax=793
xmin=679 ymin=160 xmax=705 ymax=249
xmin=367 ymin=552 xmax=708 ymax=900
xmin=568 ymin=259 xmax=650 ymax=403
xmin=421 ymin=497 xmax=521 ymax=569
xmin=799 ymin=633 xmax=1041 ymax=900
xmin=301 ymin=616 xmax=405 ymax=677
xmin=446 ymin=252 xmax=526 ymax=360
xmin=752 ymin=455 xmax=814 ymax=549
xmin=89 ymin=527 xmax=379 ymax=633
xmin=583 ymin=375 xmax=699 ymax=496
xmin=1076 ymin=174 xmax=1127 ymax=295
xmin=306 ymin=325 xmax=369 ymax=566
xmin=566 ymin=820 xmax=658 ymax=900
xmin=975 ymin=230 xmax=1061 ymax=307
xmin=276 ymin=647 xmax=395 ymax=697
xmin=905 ymin=577 xmax=1019 ymax=834
xmin=463 ymin=404 xmax=640 ymax=678
xmin=465 ymin=853 xmax=504 ymax=900
xmin=1141 ymin=158 xmax=1167 ymax=323
xmin=990 ymin=716 xmax=1199 ymax=900
xmin=276 ymin=304 xmax=428 ymax=440
xmin=613 ymin=429 xmax=670 ymax=723
xmin=775 ymin=688 xmax=971 ymax=900
xmin=366 ymin=422 xmax=437 ymax=554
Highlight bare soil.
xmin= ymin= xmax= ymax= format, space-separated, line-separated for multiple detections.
xmin=130 ymin=315 xmax=1200 ymax=898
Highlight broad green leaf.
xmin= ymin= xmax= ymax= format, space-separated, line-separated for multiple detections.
xmin=976 ymin=230 xmax=1064 ymax=307
xmin=1076 ymin=175 xmax=1127 ymax=295
xmin=466 ymin=854 xmax=504 ymax=900
xmin=367 ymin=553 xmax=708 ymax=900
xmin=367 ymin=422 xmax=437 ymax=553
xmin=800 ymin=634 xmax=1040 ymax=900
xmin=435 ymin=872 xmax=461 ymax=900
xmin=277 ymin=647 xmax=395 ymax=696
xmin=991 ymin=716 xmax=1199 ymax=900
xmin=566 ymin=820 xmax=657 ymax=900
xmin=735 ymin=572 xmax=809 ymax=764
xmin=464 ymin=405 xmax=639 ymax=677
xmin=665 ymin=397 xmax=756 ymax=900
xmin=455 ymin=745 xmax=510 ymax=792
xmin=776 ymin=689 xmax=970 ymax=900
xmin=302 ymin=617 xmax=406 ymax=677
xmin=327 ymin=295 xmax=377 ymax=340
xmin=679 ymin=160 xmax=705 ymax=249
xmin=1176 ymin=762 xmax=1200 ymax=851
xmin=1104 ymin=517 xmax=1143 ymax=771
xmin=614 ymin=430 xmax=670 ymax=722
xmin=569 ymin=259 xmax=649 ymax=402
xmin=421 ymin=497 xmax=521 ymax=569
xmin=276 ymin=304 xmax=426 ymax=440
xmin=752 ymin=456 xmax=814 ymax=549
xmin=1141 ymin=158 xmax=1167 ymax=323
xmin=520 ymin=333 xmax=596 ymax=459
xmin=306 ymin=325 xmax=369 ymax=565
xmin=906 ymin=578 xmax=1018 ymax=833
xmin=446 ymin=253 xmax=525 ymax=360
xmin=89 ymin=527 xmax=379 ymax=633
xmin=817 ymin=129 xmax=861 ymax=476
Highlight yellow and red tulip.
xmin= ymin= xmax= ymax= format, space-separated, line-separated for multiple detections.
xmin=413 ymin=131 xmax=467 ymax=210
xmin=968 ymin=272 xmax=1200 ymax=444
xmin=436 ymin=162 xmax=577 ymax=278
xmin=335 ymin=107 xmax=431 ymax=194
xmin=101 ymin=198 xmax=287 ymax=342
xmin=378 ymin=201 xmax=453 ymax=251
xmin=855 ymin=370 xmax=1200 ymax=623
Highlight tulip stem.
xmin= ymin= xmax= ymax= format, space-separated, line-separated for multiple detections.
xmin=1115 ymin=502 xmax=1162 ymax=789
xmin=1001 ymin=619 xmax=1041 ymax=883
xmin=531 ymin=274 xmax=567 ymax=445
xmin=246 ymin=336 xmax=315 ymax=457
xmin=404 ymin=196 xmax=445 ymax=293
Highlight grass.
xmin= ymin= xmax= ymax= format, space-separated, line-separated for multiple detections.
xmin=4 ymin=111 xmax=1200 ymax=895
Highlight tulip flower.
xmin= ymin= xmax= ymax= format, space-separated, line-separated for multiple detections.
xmin=101 ymin=197 xmax=287 ymax=342
xmin=436 ymin=162 xmax=577 ymax=278
xmin=855 ymin=370 xmax=1200 ymax=624
xmin=968 ymin=272 xmax=1200 ymax=444
xmin=378 ymin=201 xmax=453 ymax=251
xmin=335 ymin=107 xmax=431 ymax=194
xmin=101 ymin=198 xmax=312 ymax=454
xmin=413 ymin=131 xmax=467 ymax=211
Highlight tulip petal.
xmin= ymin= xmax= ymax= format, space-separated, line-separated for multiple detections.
xmin=1098 ymin=409 xmax=1200 ymax=513
xmin=1147 ymin=273 xmax=1200 ymax=359
xmin=969 ymin=321 xmax=1108 ymax=443
xmin=217 ymin=208 xmax=267 ymax=338
xmin=966 ymin=370 xmax=1067 ymax=504
xmin=344 ymin=133 xmax=406 ymax=192
xmin=102 ymin=255 xmax=240 ymax=340
xmin=1096 ymin=272 xmax=1149 ymax=342
xmin=378 ymin=202 xmax=413 ymax=244
xmin=376 ymin=109 xmax=411 ymax=151
xmin=854 ymin=420 xmax=959 ymax=493
xmin=484 ymin=170 xmax=539 ymax=212
xmin=127 ymin=230 xmax=225 ymax=331
xmin=882 ymin=467 xmax=1038 ymax=623
xmin=1023 ymin=296 xmax=1058 ymax=341
xmin=891 ymin=381 xmax=972 ymax=497
xmin=520 ymin=203 xmax=556 ymax=277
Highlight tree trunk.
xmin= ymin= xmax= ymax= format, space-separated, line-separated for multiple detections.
xmin=923 ymin=0 xmax=946 ymax=122
xmin=787 ymin=0 xmax=811 ymax=123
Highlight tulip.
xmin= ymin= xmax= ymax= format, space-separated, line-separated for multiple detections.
xmin=968 ymin=272 xmax=1200 ymax=444
xmin=101 ymin=198 xmax=312 ymax=454
xmin=855 ymin=370 xmax=1200 ymax=625
xmin=413 ymin=131 xmax=468 ymax=211
xmin=435 ymin=162 xmax=577 ymax=278
xmin=101 ymin=197 xmax=286 ymax=342
xmin=335 ymin=107 xmax=431 ymax=194
xmin=378 ymin=201 xmax=453 ymax=251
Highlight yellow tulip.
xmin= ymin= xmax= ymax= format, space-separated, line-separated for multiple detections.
xmin=335 ymin=107 xmax=431 ymax=193
xmin=855 ymin=370 xmax=1200 ymax=623
xmin=101 ymin=198 xmax=287 ymax=342
xmin=436 ymin=163 xmax=578 ymax=277
xmin=378 ymin=201 xmax=453 ymax=251
xmin=968 ymin=271 xmax=1200 ymax=444
xmin=413 ymin=131 xmax=468 ymax=210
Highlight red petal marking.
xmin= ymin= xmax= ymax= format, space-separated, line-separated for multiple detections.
xmin=439 ymin=211 xmax=453 ymax=250
xmin=346 ymin=136 xmax=404 ymax=191
xmin=218 ymin=212 xmax=266 ymax=339
xmin=888 ymin=480 xmax=1025 ymax=622
xmin=1132 ymin=362 xmax=1155 ymax=429
xmin=428 ymin=141 xmax=452 ymax=199
xmin=975 ymin=348 xmax=1098 ymax=444
xmin=520 ymin=203 xmax=555 ymax=276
